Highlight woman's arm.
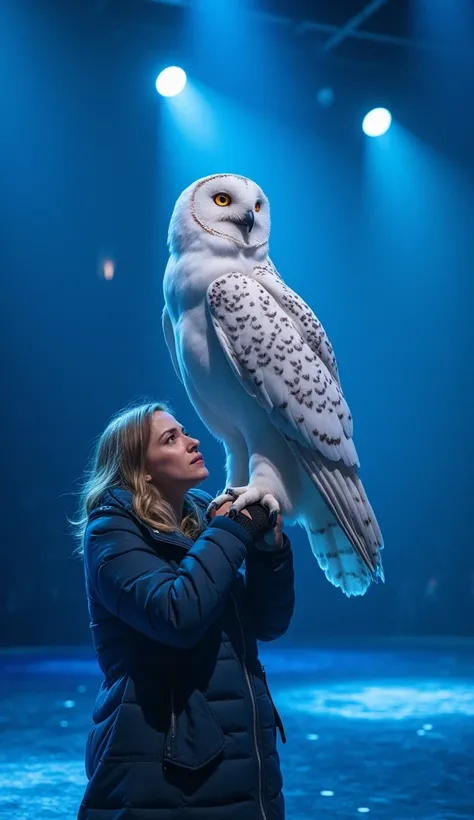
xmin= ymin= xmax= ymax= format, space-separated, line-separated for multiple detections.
xmin=245 ymin=533 xmax=295 ymax=642
xmin=204 ymin=496 xmax=296 ymax=643
xmin=84 ymin=508 xmax=253 ymax=649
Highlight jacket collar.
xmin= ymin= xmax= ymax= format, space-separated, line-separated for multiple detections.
xmin=105 ymin=486 xmax=134 ymax=511
xmin=99 ymin=486 xmax=195 ymax=550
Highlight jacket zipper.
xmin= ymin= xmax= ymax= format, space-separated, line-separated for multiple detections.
xmin=230 ymin=594 xmax=267 ymax=820
xmin=164 ymin=688 xmax=176 ymax=768
xmin=170 ymin=688 xmax=176 ymax=739
xmin=150 ymin=530 xmax=191 ymax=551
xmin=258 ymin=661 xmax=287 ymax=744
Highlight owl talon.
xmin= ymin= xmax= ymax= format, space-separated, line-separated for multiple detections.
xmin=269 ymin=509 xmax=280 ymax=528
xmin=205 ymin=502 xmax=217 ymax=520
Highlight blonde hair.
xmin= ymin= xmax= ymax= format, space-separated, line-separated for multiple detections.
xmin=71 ymin=400 xmax=203 ymax=557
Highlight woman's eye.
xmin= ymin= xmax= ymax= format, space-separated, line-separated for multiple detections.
xmin=167 ymin=430 xmax=189 ymax=443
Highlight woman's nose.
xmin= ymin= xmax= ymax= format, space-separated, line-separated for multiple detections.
xmin=189 ymin=437 xmax=200 ymax=450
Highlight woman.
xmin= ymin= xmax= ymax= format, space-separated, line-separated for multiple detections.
xmin=74 ymin=400 xmax=295 ymax=820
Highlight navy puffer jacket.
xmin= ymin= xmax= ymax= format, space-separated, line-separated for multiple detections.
xmin=78 ymin=486 xmax=295 ymax=820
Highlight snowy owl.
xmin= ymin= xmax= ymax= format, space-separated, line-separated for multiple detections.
xmin=162 ymin=173 xmax=384 ymax=596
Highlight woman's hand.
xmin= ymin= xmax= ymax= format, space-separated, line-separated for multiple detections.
xmin=209 ymin=502 xmax=283 ymax=551
xmin=255 ymin=513 xmax=283 ymax=551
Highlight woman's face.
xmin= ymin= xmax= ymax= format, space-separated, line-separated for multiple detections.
xmin=145 ymin=411 xmax=209 ymax=491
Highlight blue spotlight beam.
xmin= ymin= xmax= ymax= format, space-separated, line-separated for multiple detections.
xmin=322 ymin=0 xmax=390 ymax=54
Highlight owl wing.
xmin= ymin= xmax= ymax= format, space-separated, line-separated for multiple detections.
xmin=206 ymin=273 xmax=356 ymax=467
xmin=253 ymin=262 xmax=341 ymax=386
xmin=207 ymin=273 xmax=382 ymax=574
xmin=162 ymin=306 xmax=183 ymax=385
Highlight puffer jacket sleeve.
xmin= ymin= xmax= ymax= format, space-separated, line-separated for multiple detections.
xmin=84 ymin=509 xmax=253 ymax=649
xmin=245 ymin=534 xmax=295 ymax=642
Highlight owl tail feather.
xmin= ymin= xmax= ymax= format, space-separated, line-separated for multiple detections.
xmin=303 ymin=519 xmax=372 ymax=597
xmin=290 ymin=441 xmax=384 ymax=597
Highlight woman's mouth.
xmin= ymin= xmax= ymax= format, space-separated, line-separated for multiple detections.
xmin=191 ymin=455 xmax=204 ymax=465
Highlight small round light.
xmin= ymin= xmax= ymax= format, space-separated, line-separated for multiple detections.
xmin=156 ymin=66 xmax=187 ymax=98
xmin=103 ymin=260 xmax=115 ymax=280
xmin=362 ymin=107 xmax=392 ymax=137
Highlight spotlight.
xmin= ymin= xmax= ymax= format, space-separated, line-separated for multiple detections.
xmin=362 ymin=107 xmax=392 ymax=137
xmin=155 ymin=66 xmax=187 ymax=98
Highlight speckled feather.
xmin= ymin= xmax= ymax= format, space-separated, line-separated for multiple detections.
xmin=253 ymin=263 xmax=341 ymax=387
xmin=207 ymin=273 xmax=356 ymax=466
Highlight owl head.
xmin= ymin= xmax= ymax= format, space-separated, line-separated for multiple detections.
xmin=168 ymin=173 xmax=270 ymax=255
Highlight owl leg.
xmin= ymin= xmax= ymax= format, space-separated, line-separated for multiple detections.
xmin=207 ymin=445 xmax=290 ymax=523
xmin=206 ymin=485 xmax=280 ymax=526
xmin=205 ymin=487 xmax=242 ymax=516
xmin=224 ymin=441 xmax=249 ymax=488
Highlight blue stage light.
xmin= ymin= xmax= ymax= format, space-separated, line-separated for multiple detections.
xmin=156 ymin=66 xmax=187 ymax=98
xmin=362 ymin=107 xmax=392 ymax=137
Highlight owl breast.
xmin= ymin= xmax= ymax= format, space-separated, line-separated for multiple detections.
xmin=164 ymin=251 xmax=257 ymax=320
xmin=175 ymin=301 xmax=258 ymax=422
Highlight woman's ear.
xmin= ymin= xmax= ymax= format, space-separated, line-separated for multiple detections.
xmin=145 ymin=474 xmax=152 ymax=482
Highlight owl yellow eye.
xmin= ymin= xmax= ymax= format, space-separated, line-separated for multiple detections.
xmin=214 ymin=193 xmax=232 ymax=207
xmin=255 ymin=201 xmax=261 ymax=212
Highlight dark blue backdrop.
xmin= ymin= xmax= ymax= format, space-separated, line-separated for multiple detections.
xmin=1 ymin=0 xmax=472 ymax=645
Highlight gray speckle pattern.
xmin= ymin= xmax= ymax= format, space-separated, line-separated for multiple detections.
xmin=208 ymin=273 xmax=353 ymax=465
xmin=253 ymin=265 xmax=340 ymax=385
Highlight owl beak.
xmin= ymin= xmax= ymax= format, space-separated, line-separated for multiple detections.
xmin=242 ymin=209 xmax=255 ymax=233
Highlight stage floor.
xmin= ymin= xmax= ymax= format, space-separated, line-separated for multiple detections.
xmin=0 ymin=641 xmax=473 ymax=819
